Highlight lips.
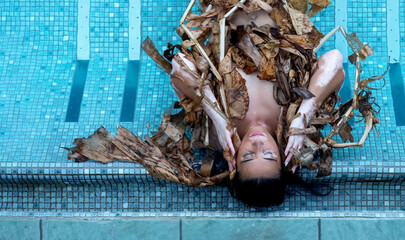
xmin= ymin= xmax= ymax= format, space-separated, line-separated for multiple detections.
xmin=250 ymin=132 xmax=264 ymax=137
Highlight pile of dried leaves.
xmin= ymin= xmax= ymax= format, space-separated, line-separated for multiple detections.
xmin=66 ymin=0 xmax=387 ymax=186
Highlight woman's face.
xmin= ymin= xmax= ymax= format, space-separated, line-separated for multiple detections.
xmin=236 ymin=127 xmax=281 ymax=179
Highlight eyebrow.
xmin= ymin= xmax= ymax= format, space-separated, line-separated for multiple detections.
xmin=241 ymin=157 xmax=278 ymax=163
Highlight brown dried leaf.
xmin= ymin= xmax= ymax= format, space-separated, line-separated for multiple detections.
xmin=193 ymin=52 xmax=210 ymax=76
xmin=241 ymin=0 xmax=275 ymax=13
xmin=141 ymin=37 xmax=172 ymax=74
xmin=251 ymin=0 xmax=273 ymax=13
xmin=210 ymin=0 xmax=239 ymax=7
xmin=200 ymin=153 xmax=214 ymax=177
xmin=257 ymin=57 xmax=276 ymax=80
xmin=181 ymin=40 xmax=195 ymax=50
xmin=206 ymin=22 xmax=220 ymax=65
xmin=191 ymin=26 xmax=212 ymax=43
xmin=232 ymin=131 xmax=242 ymax=150
xmin=284 ymin=34 xmax=310 ymax=49
xmin=270 ymin=4 xmax=293 ymax=32
xmin=250 ymin=33 xmax=265 ymax=45
xmin=307 ymin=0 xmax=331 ymax=17
xmin=185 ymin=19 xmax=205 ymax=29
xmin=231 ymin=26 xmax=262 ymax=68
xmin=226 ymin=88 xmax=249 ymax=119
xmin=223 ymin=146 xmax=233 ymax=162
xmin=286 ymin=6 xmax=323 ymax=47
xmin=219 ymin=49 xmax=233 ymax=75
xmin=338 ymin=122 xmax=354 ymax=143
xmin=292 ymin=87 xmax=315 ymax=99
xmin=348 ymin=44 xmax=374 ymax=63
xmin=358 ymin=64 xmax=389 ymax=90
xmin=231 ymin=69 xmax=247 ymax=90
xmin=309 ymin=0 xmax=331 ymax=8
xmin=259 ymin=40 xmax=280 ymax=59
xmin=307 ymin=5 xmax=323 ymax=18
xmin=186 ymin=7 xmax=223 ymax=21
xmin=287 ymin=126 xmax=318 ymax=137
xmin=230 ymin=47 xmax=257 ymax=74
xmin=286 ymin=102 xmax=300 ymax=126
xmin=289 ymin=0 xmax=308 ymax=13
xmin=163 ymin=123 xmax=184 ymax=143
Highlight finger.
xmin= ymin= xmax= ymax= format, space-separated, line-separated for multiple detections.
xmin=291 ymin=165 xmax=298 ymax=173
xmin=285 ymin=152 xmax=292 ymax=166
xmin=284 ymin=140 xmax=293 ymax=156
xmin=226 ymin=135 xmax=235 ymax=156
xmin=228 ymin=161 xmax=234 ymax=172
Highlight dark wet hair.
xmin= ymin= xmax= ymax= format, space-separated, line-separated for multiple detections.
xmin=231 ymin=170 xmax=286 ymax=207
xmin=228 ymin=150 xmax=333 ymax=207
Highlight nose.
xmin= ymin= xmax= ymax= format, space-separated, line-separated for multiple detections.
xmin=252 ymin=139 xmax=264 ymax=149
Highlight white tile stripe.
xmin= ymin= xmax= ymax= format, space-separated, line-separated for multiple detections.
xmin=335 ymin=0 xmax=348 ymax=62
xmin=387 ymin=0 xmax=400 ymax=63
xmin=129 ymin=0 xmax=141 ymax=60
xmin=77 ymin=0 xmax=90 ymax=60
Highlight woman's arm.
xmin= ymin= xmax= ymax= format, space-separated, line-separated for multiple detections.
xmin=284 ymin=49 xmax=345 ymax=170
xmin=171 ymin=53 xmax=235 ymax=157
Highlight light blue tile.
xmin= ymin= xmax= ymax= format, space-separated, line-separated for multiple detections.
xmin=112 ymin=219 xmax=180 ymax=240
xmin=43 ymin=219 xmax=179 ymax=240
xmin=182 ymin=219 xmax=318 ymax=240
xmin=0 ymin=218 xmax=40 ymax=240
xmin=321 ymin=219 xmax=405 ymax=240
xmin=44 ymin=220 xmax=114 ymax=240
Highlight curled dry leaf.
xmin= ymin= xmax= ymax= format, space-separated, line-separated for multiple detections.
xmin=226 ymin=87 xmax=249 ymax=119
xmin=285 ymin=5 xmax=323 ymax=48
xmin=292 ymin=87 xmax=315 ymax=99
xmin=348 ymin=44 xmax=374 ymax=63
xmin=223 ymin=146 xmax=233 ymax=163
xmin=141 ymin=37 xmax=172 ymax=74
xmin=307 ymin=0 xmax=331 ymax=18
xmin=257 ymin=57 xmax=276 ymax=80
xmin=231 ymin=26 xmax=262 ymax=68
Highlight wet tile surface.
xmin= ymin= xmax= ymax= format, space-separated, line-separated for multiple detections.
xmin=43 ymin=219 xmax=179 ymax=240
xmin=0 ymin=218 xmax=40 ymax=240
xmin=321 ymin=219 xmax=405 ymax=240
xmin=182 ymin=218 xmax=318 ymax=240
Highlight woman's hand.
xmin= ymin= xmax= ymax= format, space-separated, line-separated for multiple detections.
xmin=284 ymin=134 xmax=305 ymax=173
xmin=213 ymin=116 xmax=236 ymax=172
xmin=284 ymin=116 xmax=306 ymax=173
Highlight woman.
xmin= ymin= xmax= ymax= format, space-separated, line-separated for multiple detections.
xmin=170 ymin=9 xmax=345 ymax=207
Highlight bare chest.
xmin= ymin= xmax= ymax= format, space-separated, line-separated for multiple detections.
xmin=233 ymin=69 xmax=281 ymax=137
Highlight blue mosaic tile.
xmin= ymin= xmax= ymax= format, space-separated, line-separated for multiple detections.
xmin=0 ymin=182 xmax=404 ymax=216
xmin=0 ymin=0 xmax=404 ymax=218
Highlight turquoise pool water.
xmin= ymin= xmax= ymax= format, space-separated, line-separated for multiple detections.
xmin=0 ymin=0 xmax=404 ymax=218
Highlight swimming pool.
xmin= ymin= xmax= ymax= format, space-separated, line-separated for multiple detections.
xmin=0 ymin=0 xmax=404 ymax=218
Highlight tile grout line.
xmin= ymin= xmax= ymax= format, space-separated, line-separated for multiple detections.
xmin=179 ymin=219 xmax=183 ymax=240
xmin=39 ymin=219 xmax=43 ymax=240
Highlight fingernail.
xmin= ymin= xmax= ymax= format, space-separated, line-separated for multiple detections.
xmin=284 ymin=160 xmax=289 ymax=166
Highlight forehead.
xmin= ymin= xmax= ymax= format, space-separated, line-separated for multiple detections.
xmin=237 ymin=158 xmax=281 ymax=179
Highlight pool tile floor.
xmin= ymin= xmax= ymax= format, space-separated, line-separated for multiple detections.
xmin=1 ymin=218 xmax=405 ymax=240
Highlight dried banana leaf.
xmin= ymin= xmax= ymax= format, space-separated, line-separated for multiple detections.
xmin=69 ymin=0 xmax=387 ymax=185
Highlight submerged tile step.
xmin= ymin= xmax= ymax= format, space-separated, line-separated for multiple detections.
xmin=0 ymin=161 xmax=404 ymax=185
